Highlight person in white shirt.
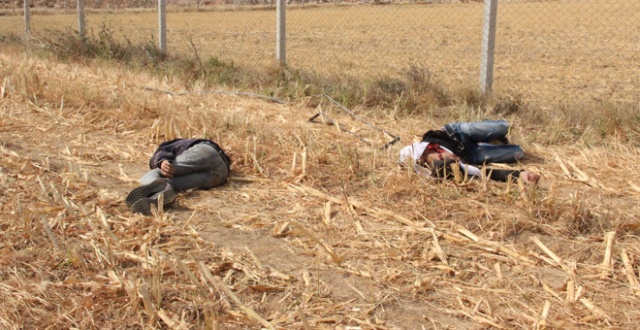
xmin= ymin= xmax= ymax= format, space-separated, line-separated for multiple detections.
xmin=399 ymin=120 xmax=540 ymax=185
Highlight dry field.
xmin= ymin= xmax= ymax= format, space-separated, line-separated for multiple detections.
xmin=1 ymin=0 xmax=639 ymax=108
xmin=2 ymin=37 xmax=640 ymax=330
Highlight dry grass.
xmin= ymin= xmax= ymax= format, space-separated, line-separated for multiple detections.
xmin=2 ymin=39 xmax=640 ymax=330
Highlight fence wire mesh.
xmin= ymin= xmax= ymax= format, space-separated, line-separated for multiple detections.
xmin=491 ymin=0 xmax=639 ymax=106
xmin=1 ymin=0 xmax=638 ymax=107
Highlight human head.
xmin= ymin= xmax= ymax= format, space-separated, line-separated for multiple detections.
xmin=420 ymin=145 xmax=460 ymax=167
xmin=429 ymin=159 xmax=457 ymax=180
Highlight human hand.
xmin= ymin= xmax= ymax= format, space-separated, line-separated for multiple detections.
xmin=520 ymin=170 xmax=541 ymax=186
xmin=160 ymin=160 xmax=175 ymax=178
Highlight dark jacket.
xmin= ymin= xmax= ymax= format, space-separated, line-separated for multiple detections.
xmin=149 ymin=139 xmax=231 ymax=171
xmin=421 ymin=130 xmax=467 ymax=161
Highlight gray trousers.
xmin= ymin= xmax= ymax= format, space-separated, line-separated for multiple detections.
xmin=140 ymin=143 xmax=229 ymax=192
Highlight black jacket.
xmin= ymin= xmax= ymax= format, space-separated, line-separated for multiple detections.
xmin=421 ymin=130 xmax=467 ymax=161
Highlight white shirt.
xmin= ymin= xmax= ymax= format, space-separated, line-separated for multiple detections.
xmin=399 ymin=142 xmax=482 ymax=177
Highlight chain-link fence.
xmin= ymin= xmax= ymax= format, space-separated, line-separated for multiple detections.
xmin=492 ymin=0 xmax=639 ymax=106
xmin=2 ymin=0 xmax=638 ymax=107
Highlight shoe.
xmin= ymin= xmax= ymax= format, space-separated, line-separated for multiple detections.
xmin=126 ymin=179 xmax=171 ymax=207
xmin=130 ymin=192 xmax=176 ymax=215
xmin=126 ymin=179 xmax=176 ymax=215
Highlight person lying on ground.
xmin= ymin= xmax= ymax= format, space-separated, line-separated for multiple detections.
xmin=399 ymin=119 xmax=540 ymax=185
xmin=126 ymin=138 xmax=232 ymax=215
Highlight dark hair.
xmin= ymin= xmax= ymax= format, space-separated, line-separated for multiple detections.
xmin=430 ymin=159 xmax=458 ymax=180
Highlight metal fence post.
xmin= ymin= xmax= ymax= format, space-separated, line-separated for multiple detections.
xmin=77 ymin=0 xmax=85 ymax=38
xmin=480 ymin=0 xmax=498 ymax=96
xmin=276 ymin=0 xmax=286 ymax=65
xmin=158 ymin=0 xmax=167 ymax=53
xmin=24 ymin=0 xmax=31 ymax=36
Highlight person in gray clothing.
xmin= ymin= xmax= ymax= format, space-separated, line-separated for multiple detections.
xmin=126 ymin=138 xmax=231 ymax=215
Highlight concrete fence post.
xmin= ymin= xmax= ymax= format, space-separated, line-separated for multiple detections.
xmin=480 ymin=0 xmax=498 ymax=96
xmin=77 ymin=0 xmax=85 ymax=38
xmin=158 ymin=0 xmax=167 ymax=53
xmin=276 ymin=0 xmax=286 ymax=65
xmin=24 ymin=0 xmax=31 ymax=35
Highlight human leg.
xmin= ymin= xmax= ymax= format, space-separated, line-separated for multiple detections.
xmin=126 ymin=178 xmax=176 ymax=215
xmin=169 ymin=143 xmax=229 ymax=191
xmin=140 ymin=168 xmax=163 ymax=185
xmin=130 ymin=191 xmax=175 ymax=215
xmin=465 ymin=143 xmax=525 ymax=165
xmin=444 ymin=119 xmax=510 ymax=144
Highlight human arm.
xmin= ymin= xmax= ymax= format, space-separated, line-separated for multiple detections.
xmin=431 ymin=160 xmax=540 ymax=186
xmin=484 ymin=168 xmax=540 ymax=185
xmin=148 ymin=139 xmax=192 ymax=169
xmin=159 ymin=160 xmax=175 ymax=178
xmin=149 ymin=149 xmax=176 ymax=169
xmin=519 ymin=170 xmax=541 ymax=185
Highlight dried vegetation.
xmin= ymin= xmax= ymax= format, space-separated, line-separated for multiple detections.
xmin=1 ymin=33 xmax=640 ymax=330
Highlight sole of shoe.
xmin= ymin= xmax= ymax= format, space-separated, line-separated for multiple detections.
xmin=130 ymin=189 xmax=177 ymax=215
xmin=131 ymin=198 xmax=155 ymax=216
xmin=126 ymin=179 xmax=171 ymax=207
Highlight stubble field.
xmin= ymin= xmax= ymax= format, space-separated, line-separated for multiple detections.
xmin=1 ymin=40 xmax=640 ymax=329
xmin=1 ymin=1 xmax=640 ymax=329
